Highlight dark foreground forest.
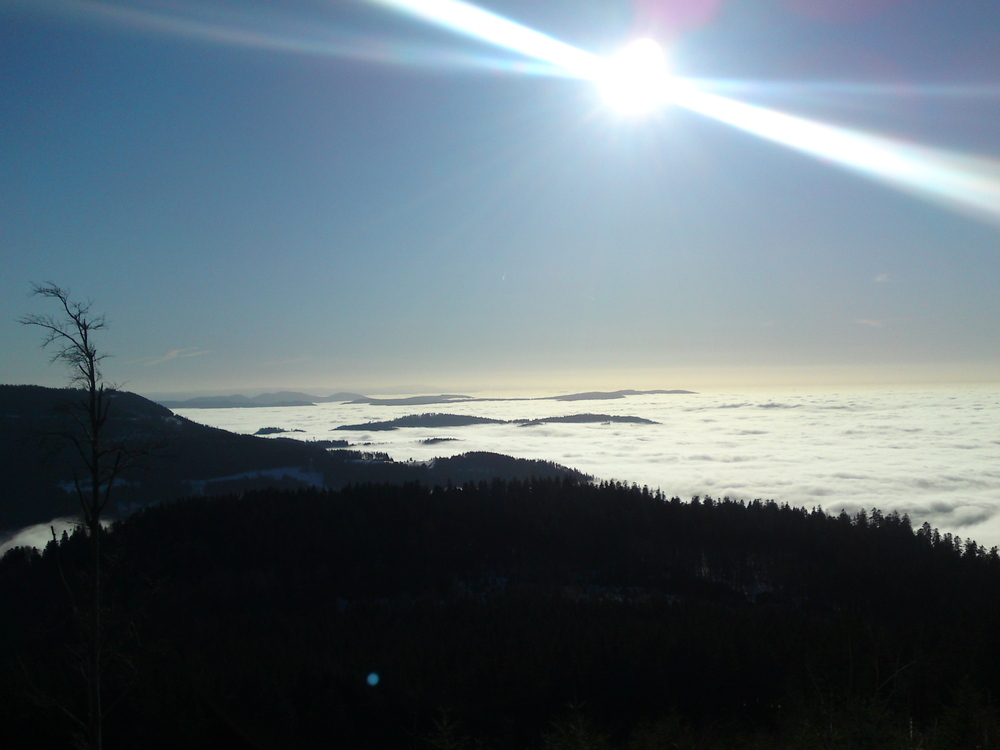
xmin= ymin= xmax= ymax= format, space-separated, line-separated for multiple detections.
xmin=3 ymin=478 xmax=1000 ymax=749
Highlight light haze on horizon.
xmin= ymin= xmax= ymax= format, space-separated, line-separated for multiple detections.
xmin=2 ymin=0 xmax=999 ymax=394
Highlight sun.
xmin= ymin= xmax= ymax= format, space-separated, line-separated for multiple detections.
xmin=597 ymin=38 xmax=673 ymax=116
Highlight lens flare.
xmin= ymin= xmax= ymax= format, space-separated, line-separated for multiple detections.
xmin=666 ymin=81 xmax=1000 ymax=226
xmin=365 ymin=0 xmax=601 ymax=79
xmin=24 ymin=0 xmax=1000 ymax=227
xmin=598 ymin=39 xmax=673 ymax=115
xmin=13 ymin=0 xmax=576 ymax=76
xmin=360 ymin=0 xmax=1000 ymax=226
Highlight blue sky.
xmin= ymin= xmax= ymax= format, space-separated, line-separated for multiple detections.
xmin=2 ymin=0 xmax=998 ymax=395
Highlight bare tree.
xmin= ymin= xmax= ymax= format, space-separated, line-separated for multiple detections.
xmin=19 ymin=282 xmax=134 ymax=750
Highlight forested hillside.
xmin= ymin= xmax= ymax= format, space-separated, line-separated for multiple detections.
xmin=3 ymin=478 xmax=999 ymax=748
xmin=0 ymin=385 xmax=585 ymax=532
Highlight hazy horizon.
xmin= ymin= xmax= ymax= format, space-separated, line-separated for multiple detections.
xmin=134 ymin=373 xmax=998 ymax=404
xmin=11 ymin=363 xmax=1000 ymax=410
xmin=11 ymin=361 xmax=1000 ymax=405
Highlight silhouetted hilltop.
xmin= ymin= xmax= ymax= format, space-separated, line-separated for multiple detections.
xmin=548 ymin=389 xmax=695 ymax=400
xmin=0 ymin=385 xmax=587 ymax=533
xmin=348 ymin=393 xmax=474 ymax=406
xmin=337 ymin=413 xmax=503 ymax=430
xmin=519 ymin=413 xmax=658 ymax=425
xmin=336 ymin=412 xmax=659 ymax=431
xmin=3 ymin=479 xmax=998 ymax=748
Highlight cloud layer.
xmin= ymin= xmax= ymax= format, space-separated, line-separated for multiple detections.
xmin=175 ymin=386 xmax=1000 ymax=549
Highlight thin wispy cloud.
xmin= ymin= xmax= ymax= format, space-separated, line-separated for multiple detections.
xmin=143 ymin=348 xmax=210 ymax=367
xmin=873 ymin=273 xmax=893 ymax=283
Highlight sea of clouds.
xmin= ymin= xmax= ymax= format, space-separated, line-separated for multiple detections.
xmin=173 ymin=386 xmax=1000 ymax=550
xmin=5 ymin=386 xmax=998 ymax=557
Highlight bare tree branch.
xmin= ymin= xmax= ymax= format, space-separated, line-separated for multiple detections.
xmin=18 ymin=283 xmax=119 ymax=750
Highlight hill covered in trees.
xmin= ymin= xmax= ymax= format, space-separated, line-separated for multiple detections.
xmin=3 ymin=478 xmax=999 ymax=749
xmin=0 ymin=385 xmax=587 ymax=533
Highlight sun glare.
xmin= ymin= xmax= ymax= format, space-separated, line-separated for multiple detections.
xmin=52 ymin=0 xmax=1000 ymax=225
xmin=598 ymin=38 xmax=672 ymax=115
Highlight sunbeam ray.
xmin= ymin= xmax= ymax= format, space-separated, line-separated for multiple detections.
xmin=359 ymin=0 xmax=1000 ymax=227
xmin=17 ymin=0 xmax=1000 ymax=227
xmin=689 ymin=79 xmax=1000 ymax=99
xmin=363 ymin=0 xmax=601 ymax=78
xmin=668 ymin=81 xmax=1000 ymax=226
xmin=9 ymin=0 xmax=572 ymax=75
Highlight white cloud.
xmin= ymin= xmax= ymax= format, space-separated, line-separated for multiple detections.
xmin=144 ymin=348 xmax=210 ymax=367
xmin=170 ymin=387 xmax=1000 ymax=549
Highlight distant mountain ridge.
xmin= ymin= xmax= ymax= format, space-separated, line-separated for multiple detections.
xmin=158 ymin=391 xmax=365 ymax=408
xmin=548 ymin=389 xmax=694 ymax=401
xmin=348 ymin=394 xmax=473 ymax=406
xmin=335 ymin=413 xmax=659 ymax=431
xmin=158 ymin=388 xmax=695 ymax=409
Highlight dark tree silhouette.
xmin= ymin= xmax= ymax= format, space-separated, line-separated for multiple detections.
xmin=4 ymin=478 xmax=1000 ymax=747
xmin=18 ymin=283 xmax=136 ymax=750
